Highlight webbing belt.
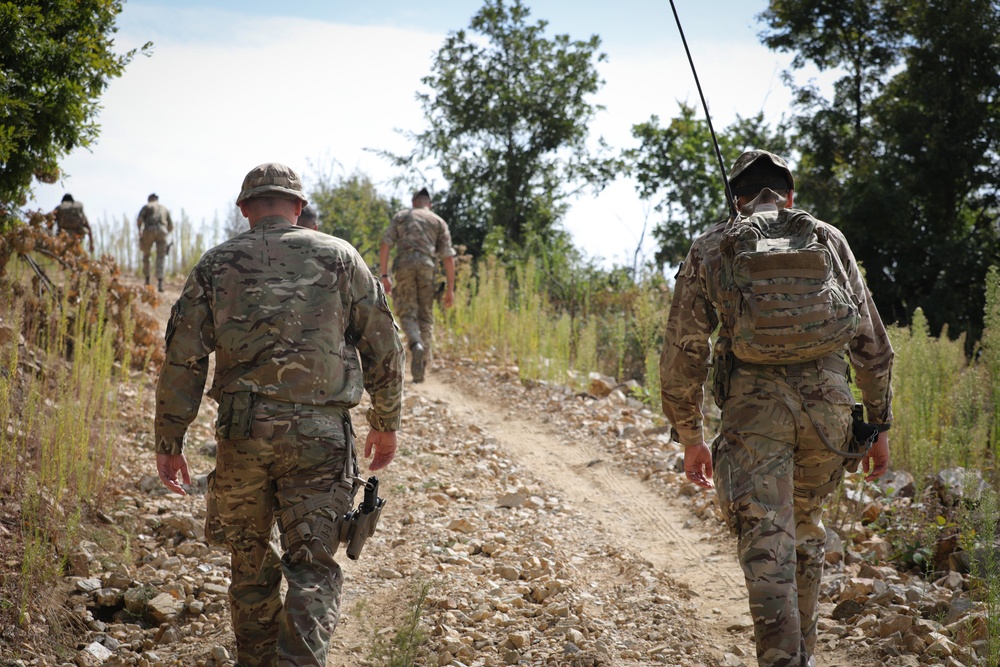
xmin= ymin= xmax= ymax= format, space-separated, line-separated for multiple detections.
xmin=731 ymin=353 xmax=849 ymax=376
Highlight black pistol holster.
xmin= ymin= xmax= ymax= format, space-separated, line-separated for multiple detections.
xmin=844 ymin=403 xmax=880 ymax=473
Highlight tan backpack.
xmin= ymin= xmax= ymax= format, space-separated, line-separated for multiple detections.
xmin=715 ymin=208 xmax=861 ymax=364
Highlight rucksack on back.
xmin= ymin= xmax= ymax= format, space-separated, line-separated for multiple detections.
xmin=58 ymin=203 xmax=86 ymax=232
xmin=715 ymin=208 xmax=860 ymax=364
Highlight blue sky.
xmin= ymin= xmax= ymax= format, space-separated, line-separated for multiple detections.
xmin=29 ymin=0 xmax=827 ymax=267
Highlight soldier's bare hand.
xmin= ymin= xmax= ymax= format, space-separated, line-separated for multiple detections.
xmin=443 ymin=288 xmax=454 ymax=309
xmin=863 ymin=431 xmax=890 ymax=481
xmin=365 ymin=430 xmax=397 ymax=471
xmin=684 ymin=442 xmax=714 ymax=489
xmin=380 ymin=276 xmax=392 ymax=295
xmin=157 ymin=453 xmax=191 ymax=495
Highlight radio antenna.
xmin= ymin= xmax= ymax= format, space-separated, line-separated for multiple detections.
xmin=667 ymin=0 xmax=738 ymax=218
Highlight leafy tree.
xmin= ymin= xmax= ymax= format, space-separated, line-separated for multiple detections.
xmin=307 ymin=168 xmax=400 ymax=268
xmin=385 ymin=0 xmax=618 ymax=260
xmin=759 ymin=0 xmax=1000 ymax=345
xmin=624 ymin=103 xmax=791 ymax=267
xmin=0 ymin=1 xmax=148 ymax=222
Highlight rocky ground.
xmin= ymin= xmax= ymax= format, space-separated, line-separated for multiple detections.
xmin=1 ymin=279 xmax=997 ymax=667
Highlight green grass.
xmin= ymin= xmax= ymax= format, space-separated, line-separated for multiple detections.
xmin=367 ymin=581 xmax=431 ymax=667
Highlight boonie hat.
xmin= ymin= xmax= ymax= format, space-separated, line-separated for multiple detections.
xmin=728 ymin=150 xmax=794 ymax=197
xmin=237 ymin=163 xmax=308 ymax=205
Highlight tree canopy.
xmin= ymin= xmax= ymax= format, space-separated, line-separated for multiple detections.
xmin=308 ymin=168 xmax=400 ymax=269
xmin=0 ymin=0 xmax=147 ymax=223
xmin=625 ymin=104 xmax=791 ymax=267
xmin=759 ymin=0 xmax=1000 ymax=344
xmin=388 ymin=0 xmax=617 ymax=260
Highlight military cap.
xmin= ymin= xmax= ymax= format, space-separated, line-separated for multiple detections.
xmin=236 ymin=163 xmax=308 ymax=205
xmin=415 ymin=187 xmax=431 ymax=199
xmin=728 ymin=150 xmax=794 ymax=197
xmin=148 ymin=193 xmax=158 ymax=201
xmin=61 ymin=193 xmax=74 ymax=203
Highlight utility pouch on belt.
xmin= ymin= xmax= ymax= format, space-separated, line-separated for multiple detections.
xmin=216 ymin=391 xmax=256 ymax=440
xmin=711 ymin=341 xmax=734 ymax=408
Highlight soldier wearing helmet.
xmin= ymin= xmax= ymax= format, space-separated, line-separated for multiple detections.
xmin=154 ymin=163 xmax=403 ymax=667
xmin=378 ymin=187 xmax=456 ymax=382
xmin=660 ymin=150 xmax=894 ymax=667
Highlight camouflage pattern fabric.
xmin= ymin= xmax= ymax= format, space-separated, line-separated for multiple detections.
xmin=206 ymin=399 xmax=356 ymax=667
xmin=712 ymin=363 xmax=849 ymax=666
xmin=660 ymin=213 xmax=893 ymax=447
xmin=382 ymin=207 xmax=455 ymax=271
xmin=660 ymin=208 xmax=893 ymax=667
xmin=155 ymin=215 xmax=403 ymax=456
xmin=392 ymin=264 xmax=437 ymax=363
xmin=139 ymin=225 xmax=170 ymax=280
xmin=156 ymin=212 xmax=403 ymax=666
xmin=54 ymin=201 xmax=89 ymax=238
xmin=138 ymin=201 xmax=174 ymax=232
xmin=382 ymin=206 xmax=455 ymax=370
xmin=138 ymin=202 xmax=174 ymax=279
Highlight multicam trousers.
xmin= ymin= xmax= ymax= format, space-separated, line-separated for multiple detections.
xmin=139 ymin=225 xmax=169 ymax=280
xmin=206 ymin=398 xmax=357 ymax=667
xmin=392 ymin=263 xmax=437 ymax=364
xmin=713 ymin=357 xmax=852 ymax=667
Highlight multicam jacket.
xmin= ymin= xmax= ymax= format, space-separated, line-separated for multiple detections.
xmin=55 ymin=201 xmax=89 ymax=234
xmin=138 ymin=202 xmax=174 ymax=232
xmin=155 ymin=215 xmax=404 ymax=455
xmin=660 ymin=211 xmax=894 ymax=447
xmin=382 ymin=207 xmax=455 ymax=270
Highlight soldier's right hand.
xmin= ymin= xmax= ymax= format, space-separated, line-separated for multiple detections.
xmin=380 ymin=275 xmax=392 ymax=295
xmin=157 ymin=453 xmax=192 ymax=495
xmin=683 ymin=442 xmax=714 ymax=489
xmin=365 ymin=429 xmax=397 ymax=471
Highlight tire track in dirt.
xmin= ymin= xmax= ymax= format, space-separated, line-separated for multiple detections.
xmin=416 ymin=372 xmax=758 ymax=663
xmin=416 ymin=371 xmax=866 ymax=667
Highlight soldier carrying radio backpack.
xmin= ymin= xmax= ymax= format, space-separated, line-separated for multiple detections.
xmin=659 ymin=150 xmax=895 ymax=667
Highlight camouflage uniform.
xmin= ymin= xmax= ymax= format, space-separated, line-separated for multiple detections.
xmin=660 ymin=152 xmax=893 ymax=667
xmin=382 ymin=204 xmax=455 ymax=374
xmin=155 ymin=164 xmax=403 ymax=667
xmin=137 ymin=197 xmax=174 ymax=283
xmin=54 ymin=198 xmax=91 ymax=244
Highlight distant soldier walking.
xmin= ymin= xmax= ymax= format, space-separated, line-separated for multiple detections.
xmin=137 ymin=193 xmax=173 ymax=292
xmin=379 ymin=187 xmax=456 ymax=382
xmin=154 ymin=163 xmax=403 ymax=667
xmin=53 ymin=193 xmax=94 ymax=253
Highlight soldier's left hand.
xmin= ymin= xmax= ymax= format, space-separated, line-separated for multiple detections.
xmin=443 ymin=287 xmax=454 ymax=309
xmin=157 ymin=453 xmax=191 ymax=495
xmin=365 ymin=429 xmax=397 ymax=471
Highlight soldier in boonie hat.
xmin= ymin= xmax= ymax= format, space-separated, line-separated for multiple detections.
xmin=727 ymin=150 xmax=794 ymax=198
xmin=236 ymin=162 xmax=308 ymax=205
